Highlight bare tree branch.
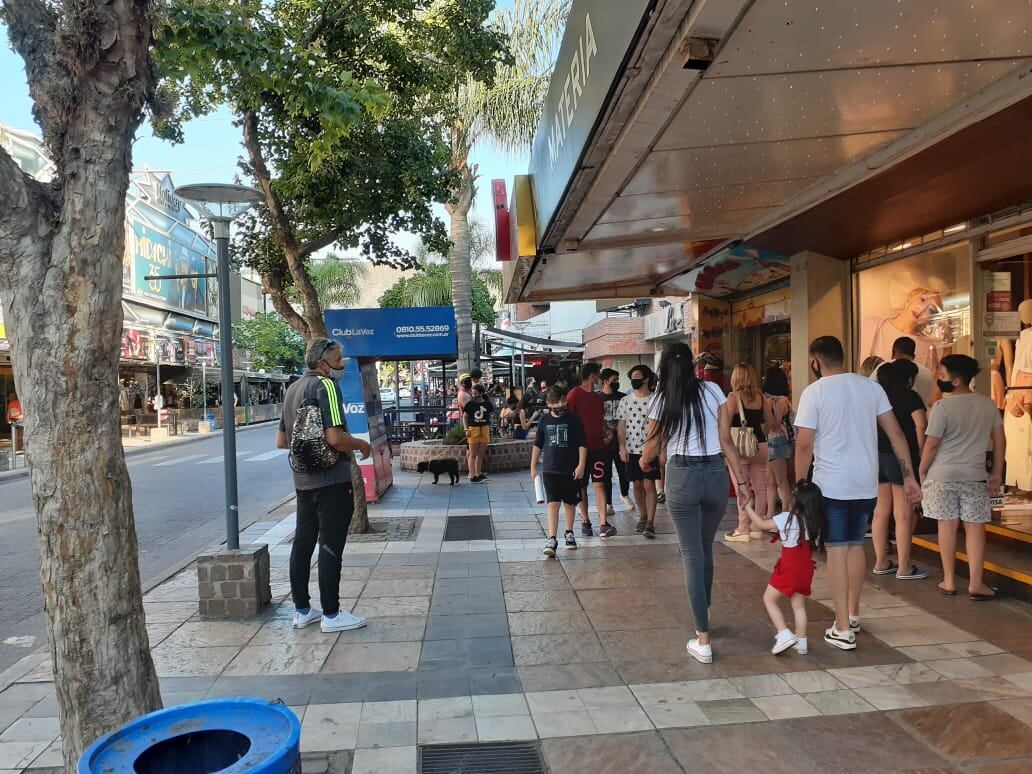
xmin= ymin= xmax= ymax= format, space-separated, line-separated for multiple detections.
xmin=261 ymin=262 xmax=310 ymax=339
xmin=298 ymin=227 xmax=344 ymax=260
xmin=1 ymin=0 xmax=72 ymax=154
xmin=0 ymin=142 xmax=56 ymax=274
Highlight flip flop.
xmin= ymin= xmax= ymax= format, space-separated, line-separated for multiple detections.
xmin=938 ymin=583 xmax=957 ymax=596
xmin=873 ymin=561 xmax=898 ymax=576
xmin=970 ymin=589 xmax=998 ymax=601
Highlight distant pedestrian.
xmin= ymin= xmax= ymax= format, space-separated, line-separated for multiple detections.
xmin=600 ymin=368 xmax=633 ymax=513
xmin=463 ymin=383 xmax=493 ymax=483
xmin=872 ymin=359 xmax=928 ymax=580
xmin=794 ymin=336 xmax=920 ymax=651
xmin=870 ymin=336 xmax=936 ymax=406
xmin=859 ymin=355 xmax=884 ymax=378
xmin=515 ymin=393 xmax=541 ymax=440
xmin=743 ymin=481 xmax=826 ymax=656
xmin=920 ymin=355 xmax=1004 ymax=600
xmin=457 ymin=375 xmax=473 ymax=410
xmin=762 ymin=366 xmax=794 ymax=516
xmin=725 ymin=363 xmax=769 ymax=542
xmin=531 ymin=386 xmax=587 ymax=557
xmin=568 ymin=362 xmax=615 ymax=537
xmin=640 ymin=342 xmax=751 ymax=664
xmin=277 ymin=337 xmax=371 ymax=633
xmin=6 ymin=393 xmax=23 ymax=425
xmin=617 ymin=364 xmax=658 ymax=537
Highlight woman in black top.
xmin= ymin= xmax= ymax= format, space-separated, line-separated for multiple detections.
xmin=725 ymin=363 xmax=768 ymax=542
xmin=872 ymin=359 xmax=928 ymax=580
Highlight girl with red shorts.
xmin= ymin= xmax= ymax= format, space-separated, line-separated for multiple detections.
xmin=743 ymin=481 xmax=826 ymax=655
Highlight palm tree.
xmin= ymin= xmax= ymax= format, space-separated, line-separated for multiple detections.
xmin=291 ymin=253 xmax=368 ymax=309
xmin=448 ymin=0 xmax=569 ymax=373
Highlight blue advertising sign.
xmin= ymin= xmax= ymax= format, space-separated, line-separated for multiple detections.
xmin=325 ymin=307 xmax=458 ymax=359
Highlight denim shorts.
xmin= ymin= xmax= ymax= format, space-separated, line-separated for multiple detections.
xmin=767 ymin=434 xmax=792 ymax=461
xmin=823 ymin=496 xmax=877 ymax=547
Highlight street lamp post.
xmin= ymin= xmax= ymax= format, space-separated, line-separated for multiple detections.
xmin=175 ymin=183 xmax=263 ymax=551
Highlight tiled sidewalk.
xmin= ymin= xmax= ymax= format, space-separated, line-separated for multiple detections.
xmin=3 ymin=470 xmax=1032 ymax=772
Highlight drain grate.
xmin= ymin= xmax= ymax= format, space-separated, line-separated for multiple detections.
xmin=420 ymin=742 xmax=544 ymax=774
xmin=443 ymin=514 xmax=494 ymax=541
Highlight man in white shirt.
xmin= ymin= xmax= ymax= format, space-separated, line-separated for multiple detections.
xmin=795 ymin=336 xmax=921 ymax=651
xmin=870 ymin=335 xmax=935 ymax=406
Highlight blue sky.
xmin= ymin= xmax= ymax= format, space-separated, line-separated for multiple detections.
xmin=0 ymin=3 xmax=529 ymax=258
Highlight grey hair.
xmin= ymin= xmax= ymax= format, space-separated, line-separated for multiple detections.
xmin=305 ymin=337 xmax=340 ymax=369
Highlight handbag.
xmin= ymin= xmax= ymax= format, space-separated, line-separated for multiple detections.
xmin=733 ymin=391 xmax=759 ymax=459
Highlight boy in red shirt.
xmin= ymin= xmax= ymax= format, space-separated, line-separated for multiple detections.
xmin=567 ymin=362 xmax=615 ymax=537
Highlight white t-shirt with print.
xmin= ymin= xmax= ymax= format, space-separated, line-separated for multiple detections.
xmin=794 ymin=372 xmax=892 ymax=500
xmin=772 ymin=511 xmax=806 ymax=548
xmin=648 ymin=381 xmax=726 ymax=458
xmin=616 ymin=392 xmax=655 ymax=455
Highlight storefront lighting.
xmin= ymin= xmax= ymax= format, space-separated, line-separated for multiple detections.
xmin=943 ymin=223 xmax=967 ymax=235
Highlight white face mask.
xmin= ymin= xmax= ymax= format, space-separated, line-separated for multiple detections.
xmin=327 ymin=366 xmax=345 ymax=380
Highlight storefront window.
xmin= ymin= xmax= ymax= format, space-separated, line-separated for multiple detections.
xmin=856 ymin=244 xmax=971 ymax=373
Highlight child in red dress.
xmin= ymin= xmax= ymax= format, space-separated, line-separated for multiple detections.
xmin=743 ymin=481 xmax=826 ymax=655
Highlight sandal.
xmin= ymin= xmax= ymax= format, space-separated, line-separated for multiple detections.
xmin=970 ymin=588 xmax=998 ymax=601
xmin=938 ymin=583 xmax=957 ymax=596
xmin=873 ymin=561 xmax=898 ymax=576
xmin=634 ymin=517 xmax=647 ymax=534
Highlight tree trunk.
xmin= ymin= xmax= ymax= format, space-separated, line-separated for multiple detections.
xmin=0 ymin=2 xmax=162 ymax=767
xmin=348 ymin=458 xmax=370 ymax=534
xmin=446 ymin=128 xmax=476 ymax=376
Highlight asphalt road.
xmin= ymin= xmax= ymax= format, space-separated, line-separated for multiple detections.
xmin=0 ymin=424 xmax=294 ymax=673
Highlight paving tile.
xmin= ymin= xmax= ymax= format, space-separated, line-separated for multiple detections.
xmin=696 ymin=698 xmax=765 ymax=725
xmin=327 ymin=616 xmax=426 ymax=644
xmin=503 ymin=591 xmax=581 ymax=612
xmin=802 ymin=689 xmax=877 ymax=715
xmin=875 ymin=661 xmax=944 ymax=684
xmin=526 ymin=689 xmax=585 ymax=714
xmin=516 ymin=663 xmax=623 ymax=692
xmin=975 ymin=654 xmax=1032 ymax=676
xmin=532 ymin=710 xmax=598 ymax=738
xmin=322 ymin=642 xmax=421 ymax=673
xmin=361 ymin=580 xmax=429 ymax=598
xmin=585 ymin=705 xmax=654 ymax=733
xmin=467 ymin=667 xmax=521 ymax=696
xmin=225 ymin=643 xmax=333 ymax=676
xmin=351 ymin=745 xmax=417 ymax=774
xmin=24 ymin=737 xmax=62 ymax=768
xmin=506 ymin=611 xmax=593 ymax=636
xmin=300 ymin=703 xmax=362 ymax=752
xmin=417 ymin=716 xmax=477 ymax=744
xmin=541 ymin=731 xmax=685 ymax=774
xmin=474 ymin=714 xmax=538 ymax=742
xmin=360 ymin=701 xmax=417 ymax=724
xmin=576 ymin=686 xmax=639 ymax=709
xmin=827 ymin=665 xmax=899 ymax=689
xmin=0 ymin=717 xmax=60 ymax=744
xmin=641 ymin=701 xmax=711 ymax=729
xmin=472 ymin=693 xmax=529 ymax=717
xmin=1007 ymin=673 xmax=1032 ymax=692
xmin=994 ymin=698 xmax=1032 ymax=726
xmin=853 ymin=685 xmax=931 ymax=710
xmin=418 ymin=696 xmax=473 ymax=720
xmin=150 ymin=643 xmax=240 ymax=677
xmin=779 ymin=670 xmax=846 ymax=694
xmin=927 ymin=657 xmax=996 ymax=680
xmin=899 ymin=702 xmax=1032 ymax=760
xmin=511 ymin=633 xmax=606 ymax=666
xmin=956 ymin=676 xmax=1032 ymax=701
xmin=0 ymin=741 xmax=48 ymax=770
xmin=751 ymin=693 xmax=821 ymax=720
xmin=355 ymin=721 xmax=416 ymax=749
xmin=908 ymin=680 xmax=984 ymax=706
xmin=728 ymin=673 xmax=794 ymax=698
xmin=681 ymin=678 xmax=743 ymax=701
xmin=353 ymin=597 xmax=430 ymax=618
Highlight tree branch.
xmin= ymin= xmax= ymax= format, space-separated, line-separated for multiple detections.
xmin=261 ymin=263 xmax=310 ymax=339
xmin=298 ymin=227 xmax=344 ymax=260
xmin=2 ymin=0 xmax=72 ymax=154
xmin=0 ymin=141 xmax=55 ymax=274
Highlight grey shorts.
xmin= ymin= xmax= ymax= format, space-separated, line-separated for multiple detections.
xmin=767 ymin=434 xmax=792 ymax=461
xmin=921 ymin=480 xmax=991 ymax=524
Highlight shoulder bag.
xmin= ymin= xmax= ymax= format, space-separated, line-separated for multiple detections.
xmin=733 ymin=391 xmax=759 ymax=459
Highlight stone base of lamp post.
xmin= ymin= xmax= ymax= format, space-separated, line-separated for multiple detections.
xmin=197 ymin=545 xmax=272 ymax=618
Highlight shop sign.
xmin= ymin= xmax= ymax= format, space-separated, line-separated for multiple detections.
xmin=129 ymin=219 xmax=210 ymax=317
xmin=528 ymin=0 xmax=652 ymax=241
xmin=983 ymin=311 xmax=1020 ymax=338
xmin=676 ymin=244 xmax=790 ymax=297
xmin=325 ymin=307 xmax=457 ymax=359
xmin=644 ymin=303 xmax=685 ymax=341
xmin=731 ymin=287 xmax=791 ymax=330
xmin=984 ymin=271 xmax=1012 ymax=312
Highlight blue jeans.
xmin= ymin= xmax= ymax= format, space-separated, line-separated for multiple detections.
xmin=823 ymin=496 xmax=876 ymax=547
xmin=665 ymin=455 xmax=729 ymax=633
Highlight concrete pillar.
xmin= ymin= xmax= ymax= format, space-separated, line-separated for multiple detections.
xmin=789 ymin=251 xmax=852 ymax=405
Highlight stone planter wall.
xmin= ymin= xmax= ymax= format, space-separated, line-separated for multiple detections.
xmin=400 ymin=439 xmax=533 ymax=473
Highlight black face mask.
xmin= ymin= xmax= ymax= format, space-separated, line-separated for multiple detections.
xmin=810 ymin=360 xmax=822 ymax=380
xmin=608 ymin=381 xmax=620 ymax=391
xmin=937 ymin=379 xmax=956 ymax=393
xmin=551 ymin=407 xmax=567 ymax=416
xmin=630 ymin=378 xmax=645 ymax=390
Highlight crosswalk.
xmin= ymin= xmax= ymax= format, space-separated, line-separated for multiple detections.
xmin=145 ymin=449 xmax=288 ymax=467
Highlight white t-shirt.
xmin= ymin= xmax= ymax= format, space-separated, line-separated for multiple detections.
xmin=870 ymin=359 xmax=935 ymax=406
xmin=648 ymin=381 xmax=726 ymax=458
xmin=772 ymin=511 xmax=805 ymax=548
xmin=794 ymin=373 xmax=892 ymax=500
xmin=616 ymin=392 xmax=655 ymax=454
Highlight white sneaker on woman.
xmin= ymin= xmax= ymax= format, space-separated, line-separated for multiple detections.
xmin=686 ymin=638 xmax=713 ymax=664
xmin=321 ymin=610 xmax=367 ymax=632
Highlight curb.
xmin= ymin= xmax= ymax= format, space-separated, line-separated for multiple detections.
xmin=0 ymin=489 xmax=297 ymax=694
xmin=0 ymin=420 xmax=278 ymax=485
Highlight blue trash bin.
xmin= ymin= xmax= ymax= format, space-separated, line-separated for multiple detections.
xmin=78 ymin=698 xmax=300 ymax=774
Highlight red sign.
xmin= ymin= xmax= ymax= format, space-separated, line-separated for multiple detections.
xmin=986 ymin=291 xmax=1011 ymax=312
xmin=492 ymin=179 xmax=511 ymax=262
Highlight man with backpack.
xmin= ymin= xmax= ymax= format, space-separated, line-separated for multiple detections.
xmin=277 ymin=337 xmax=372 ymax=633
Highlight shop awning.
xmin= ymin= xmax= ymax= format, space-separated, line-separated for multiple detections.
xmin=483 ymin=326 xmax=584 ymax=351
xmin=508 ymin=0 xmax=1032 ymax=302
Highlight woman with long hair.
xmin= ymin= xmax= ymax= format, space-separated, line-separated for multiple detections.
xmin=762 ymin=366 xmax=794 ymax=519
xmin=515 ymin=392 xmax=541 ymax=440
xmin=725 ymin=363 xmax=769 ymax=542
xmin=640 ymin=342 xmax=750 ymax=664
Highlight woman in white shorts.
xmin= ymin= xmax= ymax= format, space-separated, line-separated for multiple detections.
xmin=919 ymin=355 xmax=1004 ymax=601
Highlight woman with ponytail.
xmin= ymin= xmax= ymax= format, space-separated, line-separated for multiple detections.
xmin=640 ymin=342 xmax=750 ymax=664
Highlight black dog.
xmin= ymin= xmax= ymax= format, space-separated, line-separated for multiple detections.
xmin=417 ymin=459 xmax=459 ymax=485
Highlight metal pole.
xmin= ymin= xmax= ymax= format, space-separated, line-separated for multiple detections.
xmin=202 ymin=360 xmax=207 ymax=420
xmin=156 ymin=347 xmax=162 ymax=430
xmin=214 ymin=222 xmax=240 ymax=550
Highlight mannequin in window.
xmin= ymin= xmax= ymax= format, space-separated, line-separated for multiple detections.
xmin=1004 ymin=299 xmax=1032 ymax=491
xmin=992 ymin=339 xmax=1013 ymax=411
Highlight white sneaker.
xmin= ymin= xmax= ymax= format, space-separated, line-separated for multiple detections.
xmin=292 ymin=607 xmax=322 ymax=629
xmin=621 ymin=495 xmax=636 ymax=511
xmin=321 ymin=610 xmax=367 ymax=632
xmin=686 ymin=638 xmax=713 ymax=664
xmin=824 ymin=626 xmax=856 ymax=651
xmin=771 ymin=629 xmax=797 ymax=655
xmin=794 ymin=637 xmax=808 ymax=655
xmin=849 ymin=616 xmax=861 ymax=633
